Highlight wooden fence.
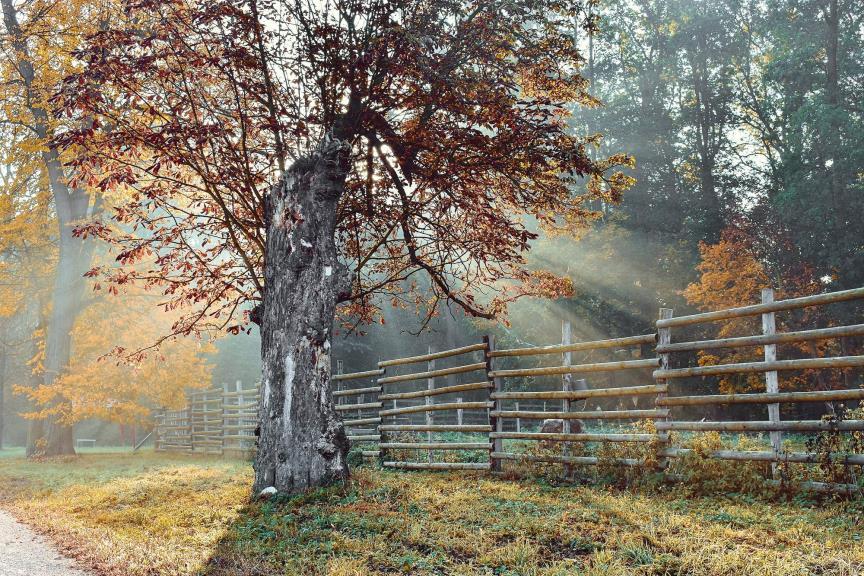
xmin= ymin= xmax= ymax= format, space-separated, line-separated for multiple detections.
xmin=155 ymin=381 xmax=259 ymax=456
xmin=155 ymin=286 xmax=864 ymax=493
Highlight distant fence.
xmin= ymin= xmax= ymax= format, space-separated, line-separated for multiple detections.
xmin=155 ymin=286 xmax=864 ymax=493
xmin=154 ymin=381 xmax=259 ymax=456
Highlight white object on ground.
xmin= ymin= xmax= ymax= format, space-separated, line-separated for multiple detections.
xmin=259 ymin=486 xmax=278 ymax=499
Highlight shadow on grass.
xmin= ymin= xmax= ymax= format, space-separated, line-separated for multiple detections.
xmin=198 ymin=464 xmax=864 ymax=576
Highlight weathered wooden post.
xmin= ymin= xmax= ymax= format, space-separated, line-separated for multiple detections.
xmin=154 ymin=412 xmax=162 ymax=452
xmin=426 ymin=346 xmax=435 ymax=464
xmin=486 ymin=335 xmax=502 ymax=472
xmin=656 ymin=308 xmax=673 ymax=470
xmin=762 ymin=288 xmax=782 ymax=475
xmin=457 ymin=397 xmax=464 ymax=426
xmin=219 ymin=382 xmax=229 ymax=456
xmin=336 ymin=360 xmax=344 ymax=407
xmin=515 ymin=401 xmax=521 ymax=433
xmin=235 ymin=380 xmax=244 ymax=450
xmin=562 ymin=319 xmax=573 ymax=479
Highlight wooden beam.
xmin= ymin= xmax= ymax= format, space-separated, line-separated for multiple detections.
xmin=491 ymin=452 xmax=641 ymax=466
xmin=656 ymin=420 xmax=864 ymax=432
xmin=383 ymin=461 xmax=491 ymax=470
xmin=656 ymin=324 xmax=864 ymax=353
xmin=379 ymin=381 xmax=491 ymax=401
xmin=657 ymin=388 xmax=864 ymax=407
xmin=378 ymin=362 xmax=487 ymax=385
xmin=343 ymin=416 xmax=382 ymax=426
xmin=332 ymin=368 xmax=385 ymax=382
xmin=379 ymin=424 xmax=491 ymax=432
xmin=334 ymin=401 xmax=382 ymax=412
xmin=378 ymin=343 xmax=488 ymax=367
xmin=379 ymin=442 xmax=489 ymax=450
xmin=491 ymin=409 xmax=669 ymax=420
xmin=490 ymin=432 xmax=656 ymax=442
xmin=491 ymin=384 xmax=666 ymax=401
xmin=379 ymin=401 xmax=494 ymax=417
xmin=332 ymin=385 xmax=381 ymax=398
xmin=654 ymin=356 xmax=864 ymax=379
xmin=490 ymin=358 xmax=659 ymax=379
xmin=488 ymin=333 xmax=656 ymax=358
xmin=656 ymin=287 xmax=864 ymax=328
xmin=347 ymin=434 xmax=380 ymax=442
xmin=660 ymin=447 xmax=864 ymax=465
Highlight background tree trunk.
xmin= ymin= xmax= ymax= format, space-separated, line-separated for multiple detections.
xmin=0 ymin=342 xmax=5 ymax=449
xmin=254 ymin=138 xmax=352 ymax=494
xmin=39 ymin=223 xmax=94 ymax=456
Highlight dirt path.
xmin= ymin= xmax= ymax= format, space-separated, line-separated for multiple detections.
xmin=0 ymin=509 xmax=91 ymax=576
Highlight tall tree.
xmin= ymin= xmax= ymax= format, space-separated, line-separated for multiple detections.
xmin=60 ymin=0 xmax=632 ymax=493
xmin=1 ymin=0 xmax=103 ymax=455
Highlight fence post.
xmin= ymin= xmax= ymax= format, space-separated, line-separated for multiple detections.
xmin=656 ymin=308 xmax=673 ymax=470
xmin=154 ymin=412 xmax=162 ymax=452
xmin=235 ymin=380 xmax=244 ymax=451
xmin=457 ymin=397 xmax=463 ymax=426
xmin=221 ymin=383 xmax=228 ymax=455
xmin=762 ymin=288 xmax=782 ymax=476
xmin=427 ymin=346 xmax=435 ymax=464
xmin=562 ymin=319 xmax=573 ymax=479
xmin=378 ymin=360 xmax=389 ymax=465
xmin=336 ymin=360 xmax=344 ymax=407
xmin=485 ymin=335 xmax=502 ymax=472
xmin=187 ymin=397 xmax=194 ymax=453
xmin=515 ymin=401 xmax=521 ymax=433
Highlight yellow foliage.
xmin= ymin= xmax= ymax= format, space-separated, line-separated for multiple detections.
xmin=17 ymin=290 xmax=213 ymax=426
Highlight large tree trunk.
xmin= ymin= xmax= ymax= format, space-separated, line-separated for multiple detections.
xmin=253 ymin=138 xmax=352 ymax=495
xmin=823 ymin=0 xmax=845 ymax=251
xmin=39 ymin=224 xmax=94 ymax=456
xmin=0 ymin=343 xmax=5 ymax=449
xmin=686 ymin=27 xmax=724 ymax=242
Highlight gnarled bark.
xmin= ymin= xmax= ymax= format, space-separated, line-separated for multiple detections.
xmin=253 ymin=137 xmax=353 ymax=494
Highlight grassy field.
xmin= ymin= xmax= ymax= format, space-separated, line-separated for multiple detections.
xmin=0 ymin=451 xmax=862 ymax=576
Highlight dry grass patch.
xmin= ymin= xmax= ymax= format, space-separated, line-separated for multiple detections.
xmin=0 ymin=452 xmax=862 ymax=575
xmin=0 ymin=452 xmax=250 ymax=576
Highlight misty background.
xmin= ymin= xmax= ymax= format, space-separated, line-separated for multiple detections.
xmin=1 ymin=0 xmax=862 ymax=447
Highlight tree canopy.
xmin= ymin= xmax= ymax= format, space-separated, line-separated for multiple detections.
xmin=59 ymin=0 xmax=633 ymax=346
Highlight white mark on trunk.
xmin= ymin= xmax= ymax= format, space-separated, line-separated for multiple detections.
xmin=272 ymin=196 xmax=285 ymax=228
xmin=301 ymin=239 xmax=312 ymax=248
xmin=283 ymin=353 xmax=295 ymax=438
xmin=263 ymin=377 xmax=270 ymax=408
xmin=324 ymin=265 xmax=332 ymax=277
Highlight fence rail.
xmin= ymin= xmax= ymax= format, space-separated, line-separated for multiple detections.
xmin=155 ymin=285 xmax=864 ymax=494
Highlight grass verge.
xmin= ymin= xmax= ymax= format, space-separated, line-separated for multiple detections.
xmin=0 ymin=452 xmax=862 ymax=575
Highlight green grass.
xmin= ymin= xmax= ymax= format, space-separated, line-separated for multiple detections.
xmin=0 ymin=446 xmax=25 ymax=458
xmin=0 ymin=452 xmax=862 ymax=575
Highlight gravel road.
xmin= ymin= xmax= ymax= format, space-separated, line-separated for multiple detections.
xmin=0 ymin=509 xmax=91 ymax=576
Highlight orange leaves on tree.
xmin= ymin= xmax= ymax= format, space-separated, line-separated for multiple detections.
xmin=16 ymin=289 xmax=213 ymax=426
xmin=683 ymin=226 xmax=850 ymax=393
xmin=55 ymin=0 xmax=633 ymax=339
